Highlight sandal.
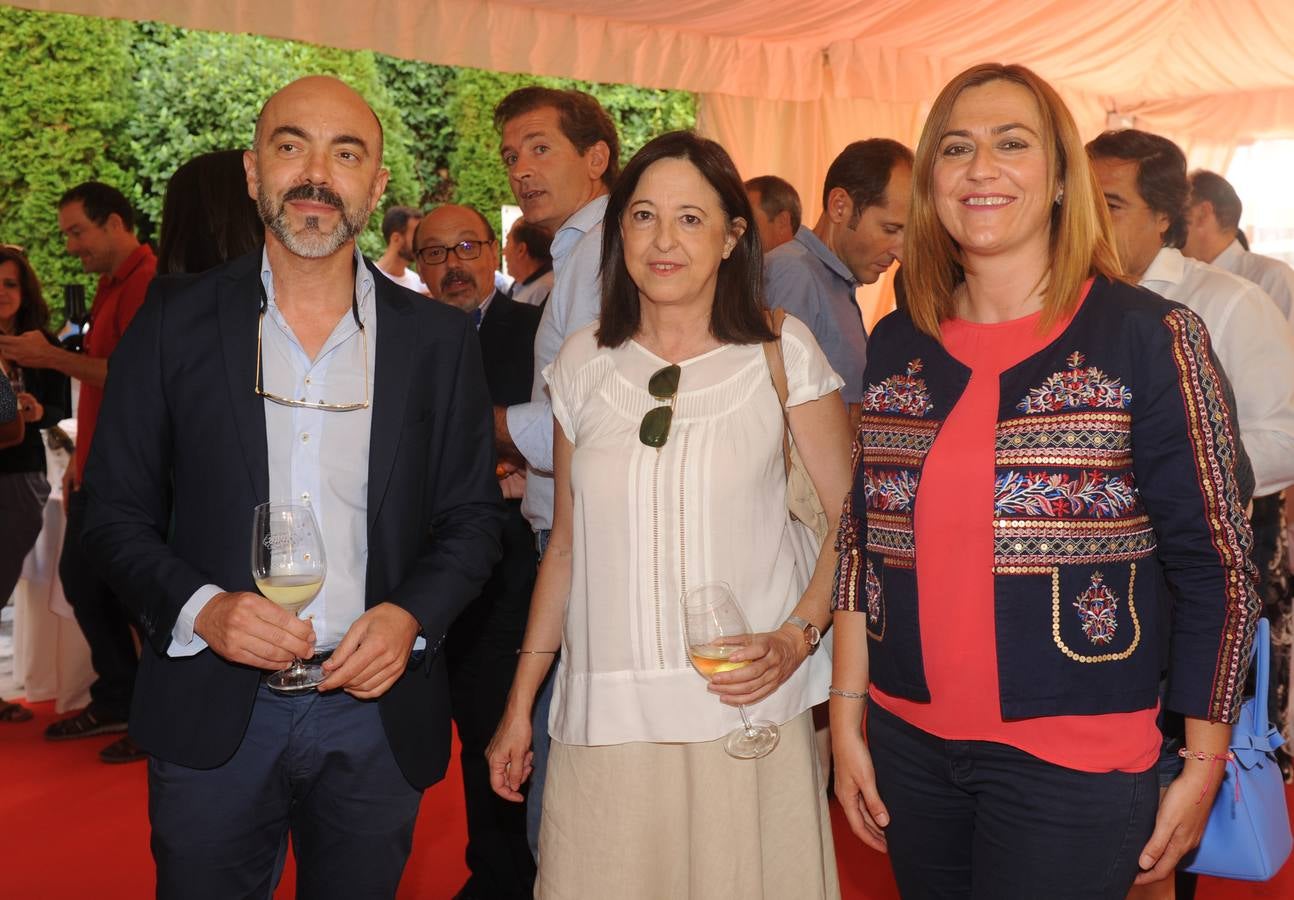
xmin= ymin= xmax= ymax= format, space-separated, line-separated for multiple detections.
xmin=0 ymin=700 xmax=33 ymax=723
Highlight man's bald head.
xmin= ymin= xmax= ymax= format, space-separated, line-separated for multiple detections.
xmin=253 ymin=76 xmax=384 ymax=163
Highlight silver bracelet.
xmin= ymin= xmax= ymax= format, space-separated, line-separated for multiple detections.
xmin=828 ymin=686 xmax=866 ymax=700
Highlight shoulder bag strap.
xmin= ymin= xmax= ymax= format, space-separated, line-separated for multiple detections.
xmin=761 ymin=308 xmax=793 ymax=478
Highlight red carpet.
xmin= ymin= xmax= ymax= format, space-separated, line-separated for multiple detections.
xmin=4 ymin=698 xmax=1291 ymax=898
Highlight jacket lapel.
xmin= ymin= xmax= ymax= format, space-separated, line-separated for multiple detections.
xmin=216 ymin=260 xmax=269 ymax=503
xmin=367 ymin=265 xmax=417 ymax=532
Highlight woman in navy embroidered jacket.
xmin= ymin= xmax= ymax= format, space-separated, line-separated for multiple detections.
xmin=829 ymin=63 xmax=1259 ymax=899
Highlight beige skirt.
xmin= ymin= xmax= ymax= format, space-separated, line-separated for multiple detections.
xmin=535 ymin=709 xmax=840 ymax=899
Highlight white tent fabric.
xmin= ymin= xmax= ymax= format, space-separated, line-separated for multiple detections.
xmin=14 ymin=0 xmax=1294 ymax=208
xmin=11 ymin=0 xmax=1294 ymax=318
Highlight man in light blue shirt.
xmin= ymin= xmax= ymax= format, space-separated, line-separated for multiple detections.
xmin=765 ymin=139 xmax=913 ymax=425
xmin=490 ymin=85 xmax=620 ymax=860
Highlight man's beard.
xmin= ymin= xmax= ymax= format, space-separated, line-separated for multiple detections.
xmin=258 ymin=183 xmax=370 ymax=259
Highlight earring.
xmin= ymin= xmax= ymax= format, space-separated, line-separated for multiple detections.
xmin=1055 ymin=188 xmax=1064 ymax=205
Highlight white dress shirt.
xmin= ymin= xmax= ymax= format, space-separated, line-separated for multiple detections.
xmin=169 ymin=248 xmax=380 ymax=655
xmin=1212 ymin=238 xmax=1294 ymax=323
xmin=507 ymin=194 xmax=609 ymax=532
xmin=1141 ymin=247 xmax=1294 ymax=496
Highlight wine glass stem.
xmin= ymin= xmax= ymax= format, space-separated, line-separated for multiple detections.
xmin=738 ymin=704 xmax=758 ymax=737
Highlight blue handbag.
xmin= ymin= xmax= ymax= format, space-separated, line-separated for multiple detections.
xmin=1181 ymin=617 xmax=1292 ymax=880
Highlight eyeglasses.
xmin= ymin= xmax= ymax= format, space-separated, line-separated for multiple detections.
xmin=639 ymin=364 xmax=681 ymax=448
xmin=254 ymin=283 xmax=370 ymax=412
xmin=414 ymin=239 xmax=492 ymax=267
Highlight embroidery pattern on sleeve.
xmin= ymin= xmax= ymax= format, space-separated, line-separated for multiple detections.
xmin=1164 ymin=309 xmax=1258 ymax=721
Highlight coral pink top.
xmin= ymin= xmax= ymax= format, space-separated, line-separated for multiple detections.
xmin=872 ymin=287 xmax=1161 ymax=773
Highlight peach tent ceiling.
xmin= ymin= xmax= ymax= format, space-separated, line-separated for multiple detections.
xmin=11 ymin=0 xmax=1294 ymax=321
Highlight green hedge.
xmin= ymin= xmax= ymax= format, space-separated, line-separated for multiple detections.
xmin=0 ymin=7 xmax=695 ymax=325
xmin=0 ymin=8 xmax=136 ymax=312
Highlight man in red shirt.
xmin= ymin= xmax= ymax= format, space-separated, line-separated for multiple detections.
xmin=0 ymin=182 xmax=156 ymax=762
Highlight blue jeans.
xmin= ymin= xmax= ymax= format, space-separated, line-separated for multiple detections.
xmin=867 ymin=701 xmax=1158 ymax=899
xmin=527 ymin=528 xmax=555 ymax=861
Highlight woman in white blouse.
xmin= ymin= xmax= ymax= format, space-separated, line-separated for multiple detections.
xmin=486 ymin=131 xmax=852 ymax=898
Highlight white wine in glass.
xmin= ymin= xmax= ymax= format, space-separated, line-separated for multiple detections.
xmin=251 ymin=501 xmax=326 ymax=693
xmin=681 ymin=581 xmax=780 ymax=759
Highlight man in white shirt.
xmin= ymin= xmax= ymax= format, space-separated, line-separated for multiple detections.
xmin=1089 ymin=129 xmax=1294 ymax=499
xmin=491 ymin=85 xmax=620 ymax=860
xmin=1090 ymin=128 xmax=1294 ymax=886
xmin=375 ymin=204 xmax=428 ymax=294
xmin=1182 ymin=170 xmax=1294 ymax=322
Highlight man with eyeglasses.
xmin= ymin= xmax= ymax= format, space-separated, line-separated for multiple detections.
xmin=78 ymin=76 xmax=506 ymax=899
xmin=490 ymin=84 xmax=620 ymax=863
xmin=416 ymin=202 xmax=542 ymax=899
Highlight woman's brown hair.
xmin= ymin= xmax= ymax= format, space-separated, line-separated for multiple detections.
xmin=0 ymin=246 xmax=52 ymax=337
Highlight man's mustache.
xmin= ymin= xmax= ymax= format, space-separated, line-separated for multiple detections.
xmin=441 ymin=269 xmax=474 ymax=292
xmin=281 ymin=184 xmax=345 ymax=211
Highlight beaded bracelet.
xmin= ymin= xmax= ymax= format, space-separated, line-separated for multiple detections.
xmin=516 ymin=649 xmax=558 ymax=655
xmin=1176 ymin=748 xmax=1239 ymax=804
xmin=828 ymin=686 xmax=866 ymax=700
xmin=1176 ymin=749 xmax=1236 ymax=762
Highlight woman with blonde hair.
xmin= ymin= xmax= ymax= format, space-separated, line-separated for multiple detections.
xmin=830 ymin=63 xmax=1258 ymax=898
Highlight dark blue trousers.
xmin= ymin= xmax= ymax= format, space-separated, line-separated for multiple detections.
xmin=149 ymin=683 xmax=422 ymax=900
xmin=867 ymin=700 xmax=1158 ymax=900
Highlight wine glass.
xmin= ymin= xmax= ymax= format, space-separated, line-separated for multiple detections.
xmin=251 ymin=501 xmax=326 ymax=693
xmin=681 ymin=581 xmax=780 ymax=759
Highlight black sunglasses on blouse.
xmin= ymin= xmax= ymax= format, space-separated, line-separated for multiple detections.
xmin=639 ymin=364 xmax=681 ymax=448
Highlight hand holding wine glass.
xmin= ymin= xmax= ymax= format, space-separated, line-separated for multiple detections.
xmin=681 ymin=581 xmax=780 ymax=759
xmin=252 ymin=501 xmax=327 ymax=693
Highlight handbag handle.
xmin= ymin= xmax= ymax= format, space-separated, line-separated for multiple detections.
xmin=1250 ymin=616 xmax=1270 ymax=731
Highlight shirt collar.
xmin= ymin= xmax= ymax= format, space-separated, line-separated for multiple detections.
xmin=475 ymin=289 xmax=500 ymax=327
xmin=105 ymin=243 xmax=155 ymax=286
xmin=1139 ymin=246 xmax=1187 ymax=288
xmin=259 ymin=245 xmax=376 ymax=325
xmin=522 ymin=261 xmax=553 ymax=286
xmin=552 ymin=194 xmax=610 ymax=262
xmin=1214 ymin=238 xmax=1245 ymax=269
xmin=795 ymin=226 xmax=857 ymax=287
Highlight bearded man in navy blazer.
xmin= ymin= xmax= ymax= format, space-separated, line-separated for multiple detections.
xmin=81 ymin=76 xmax=505 ymax=899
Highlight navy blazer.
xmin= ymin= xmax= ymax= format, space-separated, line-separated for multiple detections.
xmin=833 ymin=276 xmax=1260 ymax=724
xmin=81 ymin=251 xmax=506 ymax=788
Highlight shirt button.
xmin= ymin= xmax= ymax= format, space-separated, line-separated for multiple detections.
xmin=301 ymin=491 xmax=310 ymax=502
xmin=305 ymin=376 xmax=312 ymax=385
xmin=301 ymin=433 xmax=310 ymax=443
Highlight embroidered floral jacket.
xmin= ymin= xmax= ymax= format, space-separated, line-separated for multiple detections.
xmin=832 ymin=276 xmax=1260 ymax=724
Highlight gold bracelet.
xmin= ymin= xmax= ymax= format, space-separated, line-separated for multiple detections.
xmin=516 ymin=649 xmax=558 ymax=655
xmin=828 ymin=686 xmax=866 ymax=700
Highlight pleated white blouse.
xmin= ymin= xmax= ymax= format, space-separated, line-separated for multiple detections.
xmin=544 ymin=316 xmax=843 ymax=746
